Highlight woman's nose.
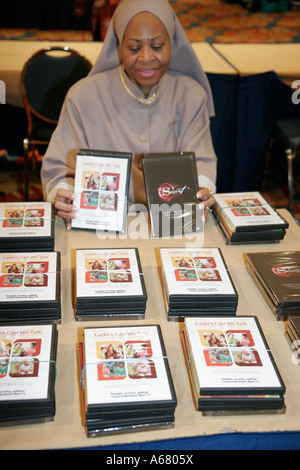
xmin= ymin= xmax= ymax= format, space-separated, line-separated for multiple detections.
xmin=138 ymin=46 xmax=154 ymax=63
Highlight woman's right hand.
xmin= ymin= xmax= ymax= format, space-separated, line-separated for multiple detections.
xmin=54 ymin=188 xmax=78 ymax=231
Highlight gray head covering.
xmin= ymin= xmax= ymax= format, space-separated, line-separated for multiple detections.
xmin=90 ymin=0 xmax=214 ymax=116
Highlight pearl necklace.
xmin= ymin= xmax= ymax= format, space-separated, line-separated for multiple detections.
xmin=120 ymin=65 xmax=161 ymax=105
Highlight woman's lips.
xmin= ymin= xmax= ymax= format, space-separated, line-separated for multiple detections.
xmin=137 ymin=69 xmax=157 ymax=78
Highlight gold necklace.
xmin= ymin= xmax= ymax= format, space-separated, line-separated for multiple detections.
xmin=120 ymin=65 xmax=161 ymax=105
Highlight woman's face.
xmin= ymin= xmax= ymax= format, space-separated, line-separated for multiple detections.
xmin=119 ymin=11 xmax=172 ymax=96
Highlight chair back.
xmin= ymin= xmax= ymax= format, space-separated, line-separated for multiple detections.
xmin=21 ymin=47 xmax=92 ymax=126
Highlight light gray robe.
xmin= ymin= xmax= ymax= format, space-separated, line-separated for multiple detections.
xmin=41 ymin=65 xmax=217 ymax=206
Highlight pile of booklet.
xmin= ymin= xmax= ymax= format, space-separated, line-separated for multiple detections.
xmin=142 ymin=152 xmax=202 ymax=238
xmin=0 ymin=252 xmax=61 ymax=323
xmin=0 ymin=202 xmax=55 ymax=252
xmin=79 ymin=325 xmax=177 ymax=437
xmin=75 ymin=248 xmax=147 ymax=320
xmin=212 ymin=192 xmax=288 ymax=244
xmin=245 ymin=251 xmax=300 ymax=320
xmin=160 ymin=248 xmax=238 ymax=320
xmin=285 ymin=316 xmax=300 ymax=360
xmin=0 ymin=323 xmax=58 ymax=425
xmin=182 ymin=316 xmax=286 ymax=413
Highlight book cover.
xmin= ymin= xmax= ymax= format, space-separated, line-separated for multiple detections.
xmin=71 ymin=149 xmax=132 ymax=233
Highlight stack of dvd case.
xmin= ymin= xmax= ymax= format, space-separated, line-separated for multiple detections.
xmin=0 ymin=202 xmax=55 ymax=252
xmin=245 ymin=251 xmax=300 ymax=320
xmin=0 ymin=323 xmax=58 ymax=425
xmin=160 ymin=248 xmax=238 ymax=320
xmin=79 ymin=325 xmax=177 ymax=437
xmin=212 ymin=192 xmax=288 ymax=244
xmin=75 ymin=248 xmax=147 ymax=320
xmin=0 ymin=252 xmax=61 ymax=323
xmin=285 ymin=316 xmax=300 ymax=359
xmin=182 ymin=316 xmax=286 ymax=413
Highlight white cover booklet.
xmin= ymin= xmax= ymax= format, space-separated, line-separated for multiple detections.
xmin=82 ymin=325 xmax=174 ymax=407
xmin=213 ymin=192 xmax=288 ymax=232
xmin=71 ymin=149 xmax=131 ymax=233
xmin=183 ymin=316 xmax=285 ymax=395
xmin=0 ymin=252 xmax=59 ymax=304
xmin=0 ymin=324 xmax=54 ymax=401
xmin=0 ymin=202 xmax=54 ymax=238
xmin=160 ymin=247 xmax=237 ymax=298
xmin=76 ymin=248 xmax=144 ymax=299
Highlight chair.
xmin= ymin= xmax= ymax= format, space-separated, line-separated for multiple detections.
xmin=20 ymin=46 xmax=92 ymax=200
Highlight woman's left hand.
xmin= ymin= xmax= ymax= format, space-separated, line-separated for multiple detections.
xmin=196 ymin=187 xmax=215 ymax=221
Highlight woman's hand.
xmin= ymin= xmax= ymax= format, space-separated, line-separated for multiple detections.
xmin=196 ymin=187 xmax=215 ymax=221
xmin=54 ymin=188 xmax=78 ymax=230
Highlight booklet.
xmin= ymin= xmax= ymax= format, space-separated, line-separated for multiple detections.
xmin=71 ymin=149 xmax=132 ymax=233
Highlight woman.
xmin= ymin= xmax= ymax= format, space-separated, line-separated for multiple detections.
xmin=41 ymin=0 xmax=217 ymax=229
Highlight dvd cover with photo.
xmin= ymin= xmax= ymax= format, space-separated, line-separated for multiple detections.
xmin=0 ymin=252 xmax=61 ymax=323
xmin=75 ymin=248 xmax=147 ymax=320
xmin=0 ymin=202 xmax=55 ymax=251
xmin=182 ymin=316 xmax=285 ymax=413
xmin=71 ymin=149 xmax=132 ymax=233
xmin=160 ymin=247 xmax=238 ymax=320
xmin=0 ymin=323 xmax=58 ymax=424
xmin=79 ymin=324 xmax=177 ymax=437
xmin=212 ymin=192 xmax=288 ymax=244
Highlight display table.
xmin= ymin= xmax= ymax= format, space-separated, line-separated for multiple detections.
xmin=0 ymin=209 xmax=300 ymax=450
xmin=213 ymin=43 xmax=300 ymax=87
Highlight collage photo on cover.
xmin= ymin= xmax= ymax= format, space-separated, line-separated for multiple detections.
xmin=172 ymin=256 xmax=221 ymax=282
xmin=80 ymin=171 xmax=120 ymax=212
xmin=85 ymin=257 xmax=133 ymax=284
xmin=96 ymin=339 xmax=157 ymax=381
xmin=0 ymin=260 xmax=49 ymax=288
xmin=198 ymin=328 xmax=263 ymax=367
xmin=2 ymin=208 xmax=45 ymax=228
xmin=0 ymin=336 xmax=42 ymax=378
xmin=224 ymin=197 xmax=270 ymax=217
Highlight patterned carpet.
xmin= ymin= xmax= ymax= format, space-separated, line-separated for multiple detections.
xmin=0 ymin=0 xmax=300 ymax=43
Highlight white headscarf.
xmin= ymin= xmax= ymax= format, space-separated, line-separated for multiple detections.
xmin=89 ymin=0 xmax=214 ymax=116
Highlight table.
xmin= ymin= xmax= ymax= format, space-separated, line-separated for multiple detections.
xmin=213 ymin=43 xmax=300 ymax=87
xmin=0 ymin=209 xmax=300 ymax=450
xmin=0 ymin=40 xmax=237 ymax=108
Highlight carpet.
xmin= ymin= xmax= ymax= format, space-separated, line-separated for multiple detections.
xmin=0 ymin=0 xmax=300 ymax=43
